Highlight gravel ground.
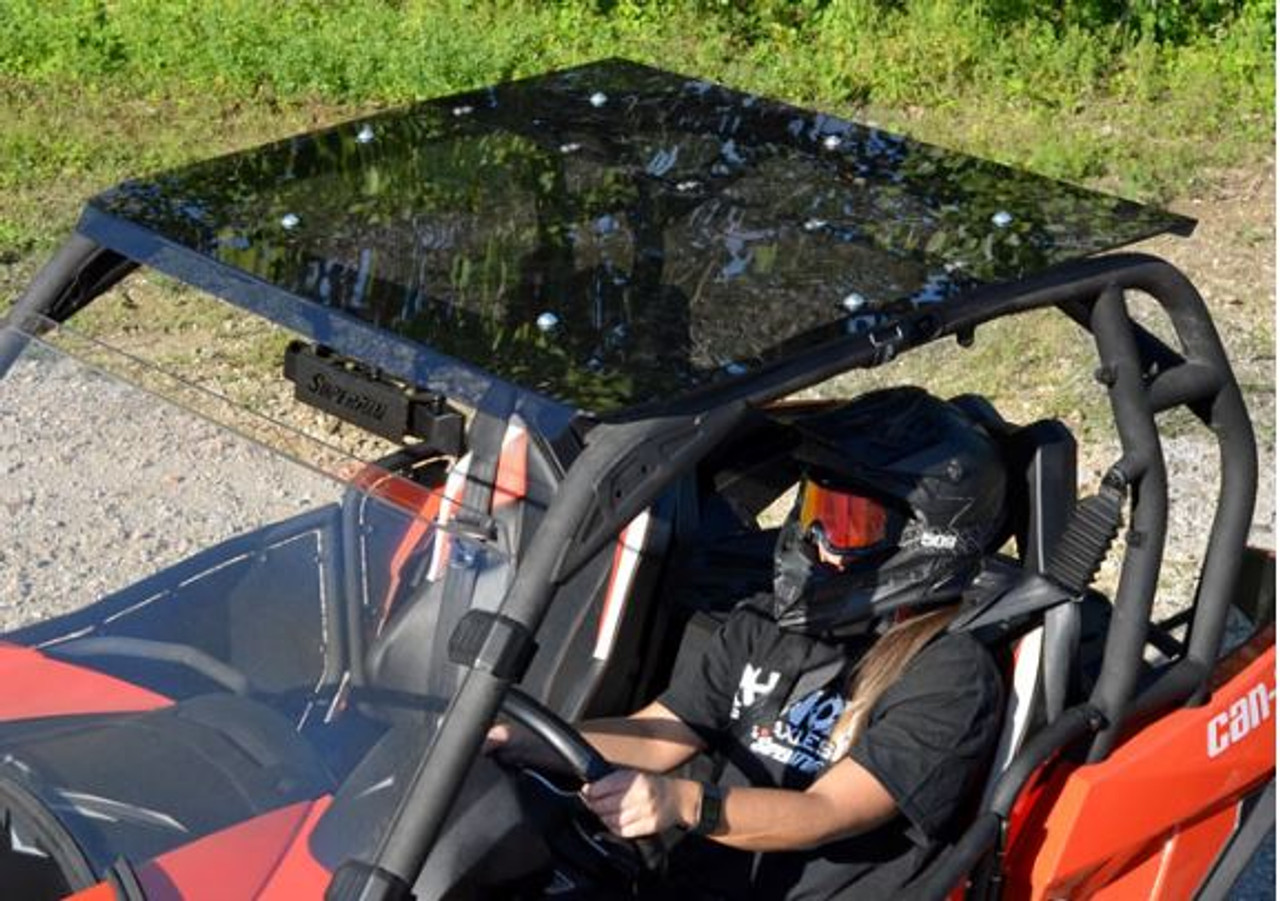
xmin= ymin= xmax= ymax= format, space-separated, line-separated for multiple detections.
xmin=0 ymin=348 xmax=339 ymax=632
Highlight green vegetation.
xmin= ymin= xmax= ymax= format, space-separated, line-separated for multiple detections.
xmin=0 ymin=0 xmax=1273 ymax=261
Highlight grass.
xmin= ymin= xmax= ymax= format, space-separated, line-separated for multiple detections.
xmin=0 ymin=1 xmax=1272 ymax=256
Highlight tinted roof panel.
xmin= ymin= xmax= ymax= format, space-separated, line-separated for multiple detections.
xmin=86 ymin=59 xmax=1194 ymax=415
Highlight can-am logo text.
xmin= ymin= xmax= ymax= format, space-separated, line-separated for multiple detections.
xmin=1207 ymin=680 xmax=1275 ymax=758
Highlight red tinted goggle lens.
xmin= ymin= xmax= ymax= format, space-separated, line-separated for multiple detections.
xmin=798 ymin=481 xmax=889 ymax=554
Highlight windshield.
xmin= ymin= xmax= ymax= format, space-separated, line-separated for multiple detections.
xmin=0 ymin=323 xmax=506 ymax=887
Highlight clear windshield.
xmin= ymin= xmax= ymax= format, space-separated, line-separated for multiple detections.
xmin=0 ymin=323 xmax=506 ymax=882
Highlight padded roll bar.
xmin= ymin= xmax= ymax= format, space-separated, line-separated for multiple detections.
xmin=899 ymin=252 xmax=1257 ymax=897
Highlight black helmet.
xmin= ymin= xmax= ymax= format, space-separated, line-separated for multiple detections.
xmin=773 ymin=387 xmax=1007 ymax=636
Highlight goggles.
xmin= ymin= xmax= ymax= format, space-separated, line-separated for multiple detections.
xmin=798 ymin=479 xmax=894 ymax=558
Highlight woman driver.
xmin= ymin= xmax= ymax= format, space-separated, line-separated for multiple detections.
xmin=489 ymin=387 xmax=1007 ymax=900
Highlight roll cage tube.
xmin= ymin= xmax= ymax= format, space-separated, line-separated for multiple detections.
xmin=0 ymin=235 xmax=137 ymax=377
xmin=329 ymin=401 xmax=750 ymax=900
xmin=903 ymin=252 xmax=1256 ymax=898
xmin=685 ymin=251 xmax=1253 ymax=742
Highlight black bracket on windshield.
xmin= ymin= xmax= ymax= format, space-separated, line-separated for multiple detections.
xmin=284 ymin=341 xmax=465 ymax=453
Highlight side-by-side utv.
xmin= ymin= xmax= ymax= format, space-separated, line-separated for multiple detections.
xmin=0 ymin=60 xmax=1272 ymax=900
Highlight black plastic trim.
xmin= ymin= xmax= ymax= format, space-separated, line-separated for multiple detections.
xmin=0 ymin=774 xmax=98 ymax=892
xmin=107 ymin=857 xmax=147 ymax=901
xmin=1196 ymin=779 xmax=1275 ymax=900
xmin=1232 ymin=549 xmax=1276 ymax=629
xmin=284 ymin=341 xmax=466 ymax=451
xmin=325 ymin=860 xmax=414 ymax=901
xmin=49 ymin=636 xmax=253 ymax=695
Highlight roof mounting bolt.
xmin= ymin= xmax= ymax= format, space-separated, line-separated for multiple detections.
xmin=822 ymin=135 xmax=842 ymax=151
xmin=280 ymin=213 xmax=301 ymax=230
xmin=589 ymin=91 xmax=608 ymax=107
xmin=1102 ymin=467 xmax=1130 ymax=491
xmin=991 ymin=210 xmax=1014 ymax=228
xmin=1094 ymin=364 xmax=1118 ymax=387
xmin=355 ymin=124 xmax=375 ymax=144
xmin=842 ymin=292 xmax=868 ymax=313
xmin=535 ymin=312 xmax=560 ymax=332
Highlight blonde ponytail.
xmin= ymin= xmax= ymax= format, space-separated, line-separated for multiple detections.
xmin=831 ymin=604 xmax=961 ymax=757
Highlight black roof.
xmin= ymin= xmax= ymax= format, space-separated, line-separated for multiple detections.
xmin=79 ymin=59 xmax=1194 ymax=427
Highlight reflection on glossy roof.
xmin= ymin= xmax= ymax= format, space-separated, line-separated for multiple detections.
xmin=84 ymin=59 xmax=1195 ymax=417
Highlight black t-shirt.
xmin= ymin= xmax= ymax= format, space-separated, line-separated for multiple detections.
xmin=657 ymin=597 xmax=1004 ymax=900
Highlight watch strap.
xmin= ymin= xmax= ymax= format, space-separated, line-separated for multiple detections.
xmin=692 ymin=781 xmax=724 ymax=835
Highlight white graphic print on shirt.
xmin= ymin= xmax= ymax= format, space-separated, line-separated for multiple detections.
xmin=748 ymin=687 xmax=846 ymax=776
xmin=730 ymin=663 xmax=780 ymax=720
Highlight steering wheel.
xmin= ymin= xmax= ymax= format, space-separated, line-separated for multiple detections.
xmin=498 ymin=687 xmax=668 ymax=873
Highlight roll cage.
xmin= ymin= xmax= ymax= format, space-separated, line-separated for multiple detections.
xmin=367 ymin=252 xmax=1261 ymax=899
xmin=5 ymin=240 xmax=1261 ymax=898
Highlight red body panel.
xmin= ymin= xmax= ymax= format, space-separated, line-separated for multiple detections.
xmin=1006 ymin=637 xmax=1276 ymax=899
xmin=1088 ymin=804 xmax=1239 ymax=900
xmin=256 ymin=798 xmax=335 ymax=898
xmin=64 ymin=799 xmax=332 ymax=901
xmin=132 ymin=800 xmax=319 ymax=900
xmin=0 ymin=642 xmax=170 ymax=720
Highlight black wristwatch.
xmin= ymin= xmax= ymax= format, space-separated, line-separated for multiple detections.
xmin=691 ymin=781 xmax=724 ymax=835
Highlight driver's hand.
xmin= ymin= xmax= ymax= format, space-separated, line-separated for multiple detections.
xmin=581 ymin=770 xmax=697 ymax=839
xmin=483 ymin=721 xmax=526 ymax=759
xmin=484 ymin=720 xmax=558 ymax=770
xmin=483 ymin=721 xmax=514 ymax=754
